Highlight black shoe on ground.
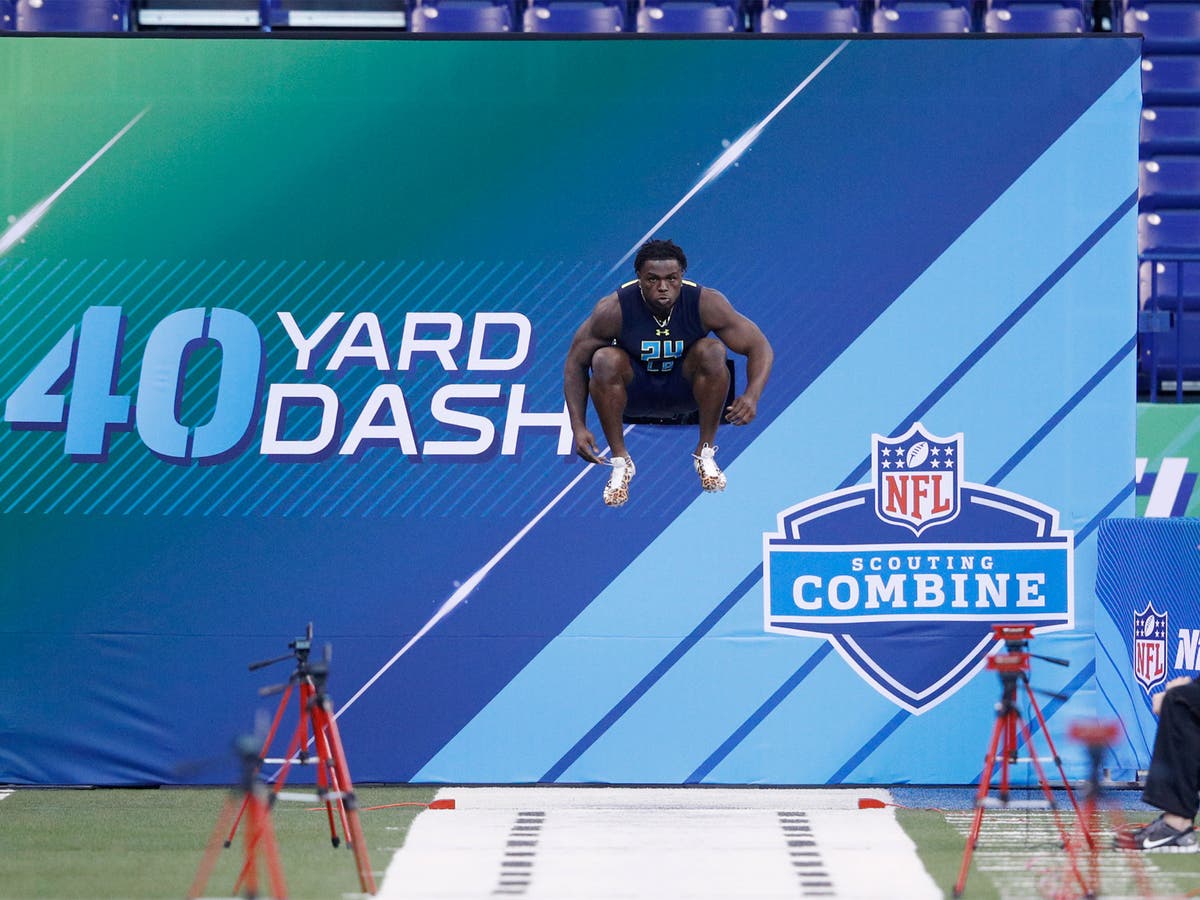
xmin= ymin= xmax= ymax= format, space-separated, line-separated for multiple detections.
xmin=1114 ymin=814 xmax=1199 ymax=852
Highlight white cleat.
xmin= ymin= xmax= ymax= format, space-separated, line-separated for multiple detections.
xmin=693 ymin=443 xmax=726 ymax=493
xmin=603 ymin=456 xmax=635 ymax=507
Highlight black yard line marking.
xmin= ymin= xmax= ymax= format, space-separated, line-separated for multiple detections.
xmin=777 ymin=811 xmax=834 ymax=898
xmin=490 ymin=812 xmax=545 ymax=896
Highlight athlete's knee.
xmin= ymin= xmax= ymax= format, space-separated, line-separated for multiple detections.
xmin=590 ymin=346 xmax=632 ymax=384
xmin=685 ymin=338 xmax=729 ymax=378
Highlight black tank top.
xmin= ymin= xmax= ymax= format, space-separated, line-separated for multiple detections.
xmin=615 ymin=280 xmax=709 ymax=375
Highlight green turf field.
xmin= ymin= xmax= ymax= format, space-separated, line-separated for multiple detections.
xmin=0 ymin=785 xmax=434 ymax=899
xmin=3 ymin=787 xmax=1200 ymax=899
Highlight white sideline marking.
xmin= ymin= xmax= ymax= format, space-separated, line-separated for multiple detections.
xmin=379 ymin=788 xmax=940 ymax=899
xmin=0 ymin=790 xmax=12 ymax=802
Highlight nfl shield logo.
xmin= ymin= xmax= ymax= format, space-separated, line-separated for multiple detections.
xmin=1134 ymin=603 xmax=1169 ymax=694
xmin=764 ymin=422 xmax=1074 ymax=714
xmin=873 ymin=424 xmax=962 ymax=535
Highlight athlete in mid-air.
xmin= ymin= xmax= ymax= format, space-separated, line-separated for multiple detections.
xmin=563 ymin=239 xmax=773 ymax=507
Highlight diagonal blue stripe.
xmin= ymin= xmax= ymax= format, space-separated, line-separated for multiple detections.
xmin=541 ymin=564 xmax=765 ymax=783
xmin=290 ymin=260 xmax=490 ymax=519
xmin=1096 ymin=638 xmax=1153 ymax=761
xmin=1077 ymin=482 xmax=1135 ymax=546
xmin=187 ymin=263 xmax=327 ymax=516
xmin=988 ymin=337 xmax=1135 ymax=485
xmin=330 ymin=262 xmax=497 ymax=518
xmin=686 ymin=644 xmax=833 ymax=784
xmin=826 ymin=710 xmax=910 ymax=785
xmin=244 ymin=263 xmax=425 ymax=518
xmin=839 ymin=190 xmax=1138 ymax=490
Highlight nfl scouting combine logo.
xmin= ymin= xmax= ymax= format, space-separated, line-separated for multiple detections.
xmin=763 ymin=423 xmax=1075 ymax=713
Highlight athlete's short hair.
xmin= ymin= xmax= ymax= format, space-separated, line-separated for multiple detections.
xmin=634 ymin=239 xmax=687 ymax=274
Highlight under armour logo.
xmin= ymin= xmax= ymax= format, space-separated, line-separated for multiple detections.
xmin=655 ymin=328 xmax=670 ymax=336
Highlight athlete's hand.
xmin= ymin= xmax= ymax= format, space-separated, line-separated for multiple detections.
xmin=574 ymin=427 xmax=604 ymax=464
xmin=725 ymin=394 xmax=758 ymax=426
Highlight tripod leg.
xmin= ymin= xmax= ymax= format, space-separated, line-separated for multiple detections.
xmin=187 ymin=795 xmax=239 ymax=900
xmin=234 ymin=808 xmax=262 ymax=898
xmin=257 ymin=799 xmax=289 ymax=900
xmin=314 ymin=701 xmax=377 ymax=895
xmin=226 ymin=683 xmax=296 ymax=848
xmin=242 ymin=787 xmax=288 ymax=899
xmin=1015 ymin=716 xmax=1090 ymax=898
xmin=267 ymin=685 xmax=313 ymax=805
xmin=1000 ymin=711 xmax=1016 ymax=804
xmin=954 ymin=713 xmax=1006 ymax=898
xmin=1021 ymin=680 xmax=1091 ymax=849
xmin=308 ymin=700 xmax=346 ymax=848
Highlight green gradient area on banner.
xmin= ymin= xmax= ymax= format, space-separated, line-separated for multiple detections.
xmin=1136 ymin=402 xmax=1200 ymax=517
xmin=0 ymin=37 xmax=836 ymax=261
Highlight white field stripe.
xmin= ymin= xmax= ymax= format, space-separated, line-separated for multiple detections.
xmin=379 ymin=787 xmax=939 ymax=900
xmin=331 ymin=425 xmax=635 ymax=725
xmin=0 ymin=790 xmax=12 ymax=801
xmin=607 ymin=40 xmax=850 ymax=277
xmin=0 ymin=108 xmax=149 ymax=258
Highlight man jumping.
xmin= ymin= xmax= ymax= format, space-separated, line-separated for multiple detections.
xmin=563 ymin=239 xmax=773 ymax=507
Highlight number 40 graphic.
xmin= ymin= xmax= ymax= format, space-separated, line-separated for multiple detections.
xmin=4 ymin=306 xmax=263 ymax=461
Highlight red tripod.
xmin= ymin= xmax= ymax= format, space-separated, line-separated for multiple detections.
xmin=954 ymin=625 xmax=1090 ymax=898
xmin=225 ymin=627 xmax=377 ymax=896
xmin=1055 ymin=720 xmax=1154 ymax=900
xmin=188 ymin=735 xmax=288 ymax=900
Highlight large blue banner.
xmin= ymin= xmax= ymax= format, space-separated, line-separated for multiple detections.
xmin=0 ymin=35 xmax=1140 ymax=784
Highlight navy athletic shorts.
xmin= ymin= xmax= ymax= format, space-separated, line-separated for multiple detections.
xmin=624 ymin=363 xmax=698 ymax=419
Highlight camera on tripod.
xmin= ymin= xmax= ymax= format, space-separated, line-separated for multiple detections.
xmin=288 ymin=627 xmax=312 ymax=656
xmin=985 ymin=623 xmax=1069 ymax=676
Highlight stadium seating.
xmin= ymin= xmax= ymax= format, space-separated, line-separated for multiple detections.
xmin=1139 ymin=310 xmax=1200 ymax=395
xmin=1140 ymin=211 xmax=1200 ymax=257
xmin=871 ymin=3 xmax=970 ymax=31
xmin=1142 ymin=260 xmax=1200 ymax=311
xmin=408 ymin=0 xmax=511 ymax=28
xmin=983 ymin=5 xmax=1084 ymax=32
xmin=1123 ymin=3 xmax=1200 ymax=54
xmin=636 ymin=1 xmax=739 ymax=30
xmin=1141 ymin=157 xmax=1200 ymax=211
xmin=987 ymin=0 xmax=1088 ymax=11
xmin=137 ymin=0 xmax=261 ymax=27
xmin=1143 ymin=57 xmax=1200 ymax=107
xmin=1142 ymin=108 xmax=1200 ymax=157
xmin=523 ymin=0 xmax=624 ymax=30
xmin=16 ymin=0 xmax=127 ymax=27
xmin=1 ymin=0 xmax=14 ymax=26
xmin=756 ymin=0 xmax=859 ymax=31
xmin=268 ymin=0 xmax=405 ymax=27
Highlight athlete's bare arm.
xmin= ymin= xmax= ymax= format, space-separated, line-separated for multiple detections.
xmin=699 ymin=288 xmax=774 ymax=426
xmin=563 ymin=294 xmax=622 ymax=464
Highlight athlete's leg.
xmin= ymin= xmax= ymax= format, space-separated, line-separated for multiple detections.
xmin=589 ymin=346 xmax=634 ymax=459
xmin=1144 ymin=681 xmax=1200 ymax=823
xmin=681 ymin=338 xmax=730 ymax=454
